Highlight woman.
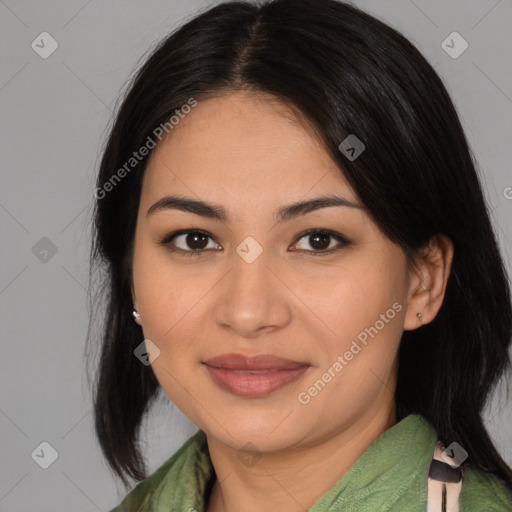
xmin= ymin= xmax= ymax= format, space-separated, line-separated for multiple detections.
xmin=88 ymin=0 xmax=512 ymax=510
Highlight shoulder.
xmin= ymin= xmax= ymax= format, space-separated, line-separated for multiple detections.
xmin=108 ymin=429 xmax=206 ymax=512
xmin=459 ymin=465 xmax=512 ymax=511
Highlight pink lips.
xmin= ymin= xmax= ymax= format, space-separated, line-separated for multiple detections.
xmin=202 ymin=353 xmax=311 ymax=397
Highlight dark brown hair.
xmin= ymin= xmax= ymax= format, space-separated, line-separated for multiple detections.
xmin=87 ymin=0 xmax=512 ymax=491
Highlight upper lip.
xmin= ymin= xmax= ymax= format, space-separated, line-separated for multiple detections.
xmin=203 ymin=353 xmax=309 ymax=371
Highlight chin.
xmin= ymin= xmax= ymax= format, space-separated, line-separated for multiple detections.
xmin=204 ymin=414 xmax=308 ymax=452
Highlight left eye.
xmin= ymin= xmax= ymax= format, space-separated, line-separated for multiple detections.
xmin=291 ymin=230 xmax=350 ymax=254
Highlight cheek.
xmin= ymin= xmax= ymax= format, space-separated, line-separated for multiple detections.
xmin=296 ymin=256 xmax=406 ymax=371
xmin=297 ymin=267 xmax=404 ymax=416
xmin=133 ymin=255 xmax=208 ymax=413
xmin=133 ymin=240 xmax=208 ymax=334
xmin=300 ymin=256 xmax=403 ymax=329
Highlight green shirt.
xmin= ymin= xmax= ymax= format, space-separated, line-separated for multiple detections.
xmin=110 ymin=414 xmax=512 ymax=511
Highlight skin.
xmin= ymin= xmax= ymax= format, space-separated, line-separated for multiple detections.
xmin=131 ymin=90 xmax=454 ymax=512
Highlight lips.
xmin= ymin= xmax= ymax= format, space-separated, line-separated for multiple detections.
xmin=202 ymin=353 xmax=311 ymax=397
xmin=203 ymin=353 xmax=309 ymax=370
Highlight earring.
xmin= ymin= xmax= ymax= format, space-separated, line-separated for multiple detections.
xmin=132 ymin=309 xmax=141 ymax=324
xmin=417 ymin=312 xmax=423 ymax=322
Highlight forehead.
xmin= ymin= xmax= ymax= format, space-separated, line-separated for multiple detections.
xmin=141 ymin=91 xmax=358 ymax=208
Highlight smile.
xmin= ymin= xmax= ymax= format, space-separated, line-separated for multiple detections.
xmin=203 ymin=365 xmax=311 ymax=397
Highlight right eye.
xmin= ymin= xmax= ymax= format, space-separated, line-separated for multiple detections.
xmin=159 ymin=229 xmax=222 ymax=257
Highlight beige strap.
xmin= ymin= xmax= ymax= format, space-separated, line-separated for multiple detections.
xmin=427 ymin=441 xmax=463 ymax=512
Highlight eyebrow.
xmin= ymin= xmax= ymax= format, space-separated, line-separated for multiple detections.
xmin=146 ymin=194 xmax=364 ymax=223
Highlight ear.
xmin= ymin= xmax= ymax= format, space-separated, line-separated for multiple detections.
xmin=403 ymin=234 xmax=454 ymax=331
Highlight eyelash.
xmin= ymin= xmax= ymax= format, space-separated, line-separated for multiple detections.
xmin=158 ymin=228 xmax=351 ymax=258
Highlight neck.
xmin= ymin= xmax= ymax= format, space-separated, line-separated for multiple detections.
xmin=205 ymin=401 xmax=397 ymax=512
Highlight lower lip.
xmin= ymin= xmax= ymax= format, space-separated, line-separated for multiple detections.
xmin=204 ymin=364 xmax=311 ymax=397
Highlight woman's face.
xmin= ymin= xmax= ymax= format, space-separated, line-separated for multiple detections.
xmin=132 ymin=91 xmax=417 ymax=452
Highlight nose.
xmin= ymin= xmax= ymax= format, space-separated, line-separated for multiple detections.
xmin=212 ymin=247 xmax=292 ymax=339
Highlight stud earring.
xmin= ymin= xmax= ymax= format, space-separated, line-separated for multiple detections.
xmin=132 ymin=309 xmax=141 ymax=324
xmin=417 ymin=312 xmax=423 ymax=322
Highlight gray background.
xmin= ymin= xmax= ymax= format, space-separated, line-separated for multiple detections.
xmin=1 ymin=0 xmax=511 ymax=510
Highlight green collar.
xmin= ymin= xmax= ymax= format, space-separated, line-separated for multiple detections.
xmin=122 ymin=413 xmax=439 ymax=511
